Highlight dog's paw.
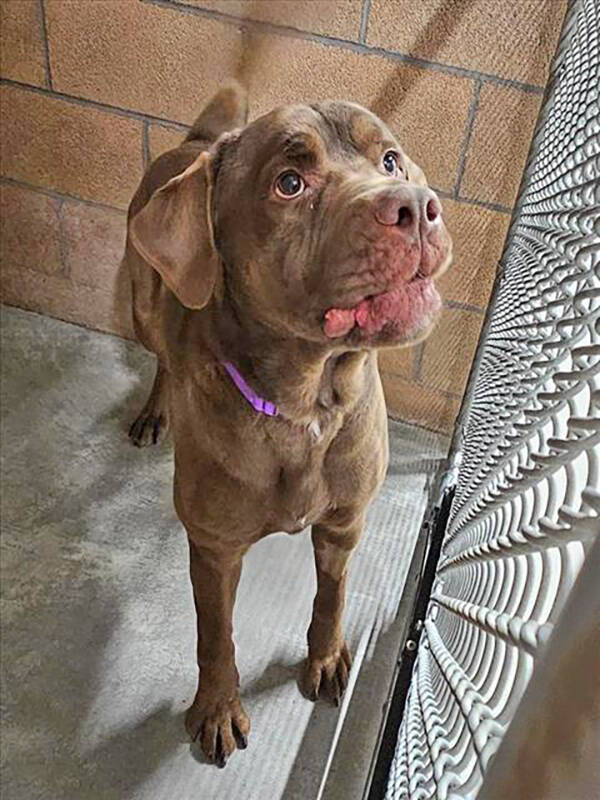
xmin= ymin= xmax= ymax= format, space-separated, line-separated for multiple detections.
xmin=128 ymin=412 xmax=168 ymax=447
xmin=185 ymin=693 xmax=250 ymax=768
xmin=300 ymin=641 xmax=352 ymax=706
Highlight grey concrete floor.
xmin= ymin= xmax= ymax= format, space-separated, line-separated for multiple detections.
xmin=0 ymin=306 xmax=448 ymax=800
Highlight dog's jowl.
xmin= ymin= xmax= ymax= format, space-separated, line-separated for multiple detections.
xmin=123 ymin=82 xmax=452 ymax=767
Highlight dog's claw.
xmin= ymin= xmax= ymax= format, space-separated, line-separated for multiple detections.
xmin=233 ymin=723 xmax=248 ymax=750
xmin=215 ymin=732 xmax=227 ymax=768
xmin=301 ymin=642 xmax=352 ymax=706
xmin=186 ymin=693 xmax=250 ymax=767
xmin=129 ymin=412 xmax=168 ymax=447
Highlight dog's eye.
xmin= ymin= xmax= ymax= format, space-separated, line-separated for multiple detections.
xmin=275 ymin=171 xmax=305 ymax=199
xmin=382 ymin=151 xmax=399 ymax=175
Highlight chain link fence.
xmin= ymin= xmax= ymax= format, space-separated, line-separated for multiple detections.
xmin=384 ymin=0 xmax=600 ymax=796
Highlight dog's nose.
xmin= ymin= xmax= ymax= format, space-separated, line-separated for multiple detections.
xmin=374 ymin=187 xmax=442 ymax=236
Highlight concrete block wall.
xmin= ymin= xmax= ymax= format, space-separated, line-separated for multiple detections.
xmin=0 ymin=0 xmax=566 ymax=432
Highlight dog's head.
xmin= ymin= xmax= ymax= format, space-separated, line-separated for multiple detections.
xmin=130 ymin=98 xmax=452 ymax=349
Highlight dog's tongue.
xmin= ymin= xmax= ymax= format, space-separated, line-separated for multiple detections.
xmin=324 ymin=280 xmax=440 ymax=338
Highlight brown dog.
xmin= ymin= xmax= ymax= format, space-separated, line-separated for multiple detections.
xmin=124 ymin=82 xmax=451 ymax=767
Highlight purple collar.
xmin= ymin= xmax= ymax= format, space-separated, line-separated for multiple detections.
xmin=222 ymin=362 xmax=279 ymax=417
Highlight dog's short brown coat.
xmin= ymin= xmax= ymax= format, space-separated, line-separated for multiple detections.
xmin=124 ymin=82 xmax=451 ymax=766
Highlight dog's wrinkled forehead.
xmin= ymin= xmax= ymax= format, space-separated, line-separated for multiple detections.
xmin=311 ymin=100 xmax=398 ymax=154
xmin=238 ymin=101 xmax=399 ymax=169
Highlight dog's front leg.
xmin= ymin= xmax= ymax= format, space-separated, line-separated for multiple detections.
xmin=301 ymin=518 xmax=363 ymax=705
xmin=185 ymin=537 xmax=250 ymax=767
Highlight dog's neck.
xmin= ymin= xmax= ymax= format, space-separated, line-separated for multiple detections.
xmin=204 ymin=299 xmax=373 ymax=426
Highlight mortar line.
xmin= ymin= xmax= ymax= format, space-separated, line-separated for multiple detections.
xmin=359 ymin=0 xmax=372 ymax=44
xmin=0 ymin=177 xmax=126 ymax=215
xmin=434 ymin=187 xmax=511 ymax=215
xmin=453 ymin=196 xmax=512 ymax=214
xmin=412 ymin=343 xmax=425 ymax=381
xmin=142 ymin=120 xmax=151 ymax=170
xmin=0 ymin=78 xmax=191 ymax=130
xmin=55 ymin=197 xmax=68 ymax=277
xmin=444 ymin=300 xmax=486 ymax=314
xmin=144 ymin=0 xmax=545 ymax=94
xmin=38 ymin=0 xmax=53 ymax=90
xmin=454 ymin=79 xmax=482 ymax=198
xmin=384 ymin=369 xmax=464 ymax=403
xmin=412 ymin=380 xmax=464 ymax=401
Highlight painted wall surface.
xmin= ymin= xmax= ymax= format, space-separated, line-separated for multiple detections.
xmin=0 ymin=0 xmax=566 ymax=431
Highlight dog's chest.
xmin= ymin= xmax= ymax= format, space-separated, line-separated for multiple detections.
xmin=263 ymin=417 xmax=338 ymax=534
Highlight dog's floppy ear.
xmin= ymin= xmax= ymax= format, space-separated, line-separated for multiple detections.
xmin=129 ymin=152 xmax=219 ymax=310
xmin=403 ymin=153 xmax=428 ymax=188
